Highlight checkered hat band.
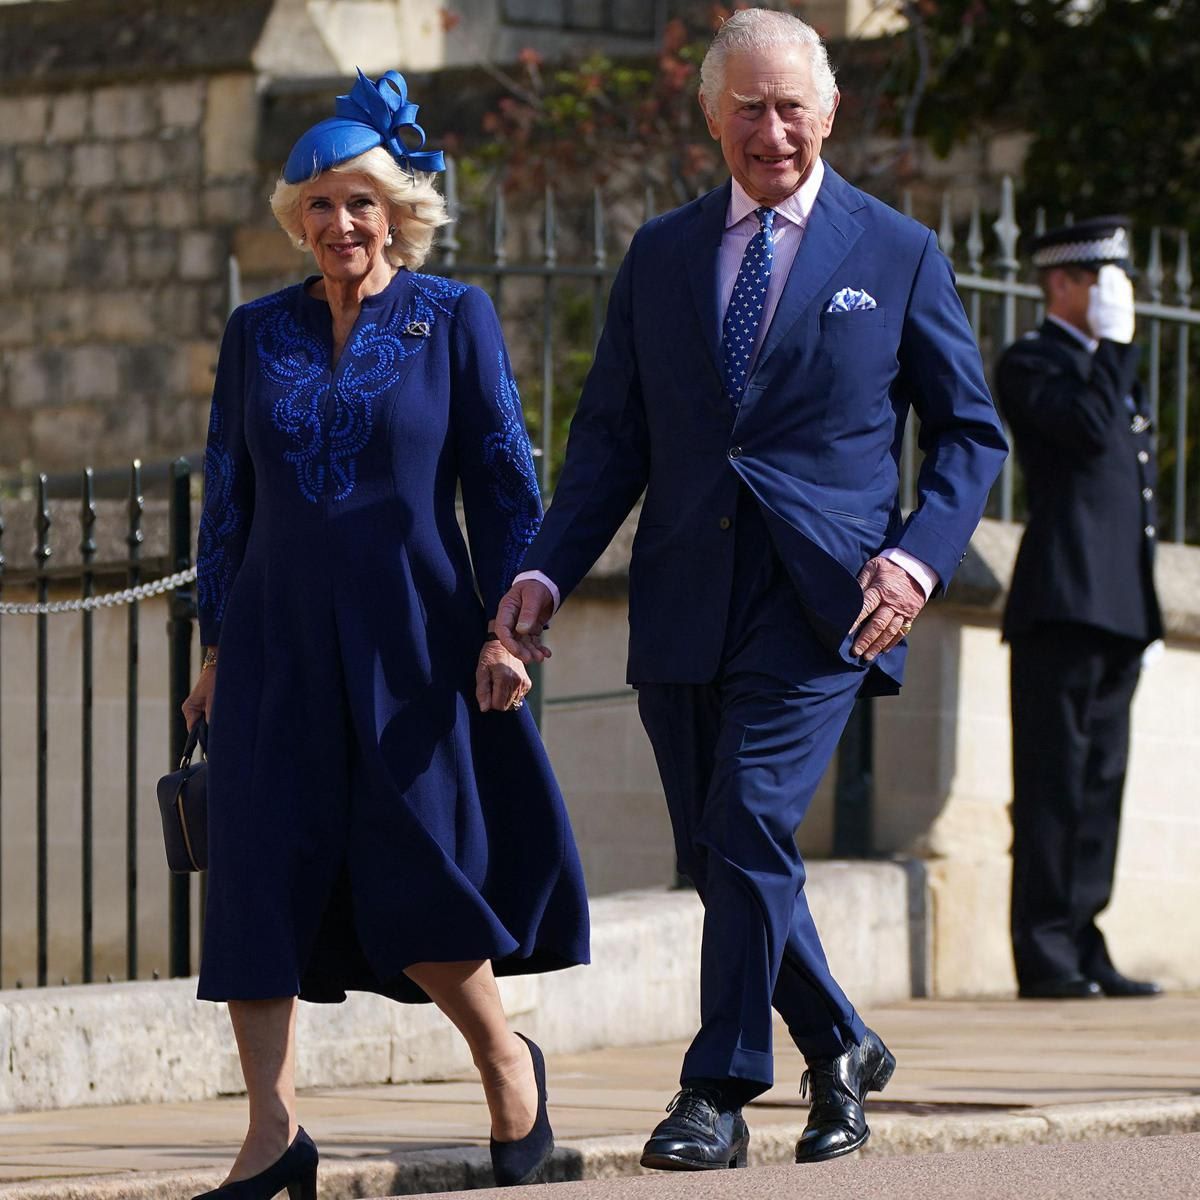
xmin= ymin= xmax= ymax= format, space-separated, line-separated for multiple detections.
xmin=1032 ymin=229 xmax=1130 ymax=268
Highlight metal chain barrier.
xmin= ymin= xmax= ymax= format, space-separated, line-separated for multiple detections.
xmin=0 ymin=567 xmax=197 ymax=616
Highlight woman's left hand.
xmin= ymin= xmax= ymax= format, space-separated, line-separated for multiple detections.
xmin=475 ymin=635 xmax=532 ymax=713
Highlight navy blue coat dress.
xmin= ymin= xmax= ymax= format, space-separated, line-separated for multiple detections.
xmin=194 ymin=268 xmax=590 ymax=1004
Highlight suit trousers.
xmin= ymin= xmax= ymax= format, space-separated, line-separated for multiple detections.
xmin=636 ymin=492 xmax=868 ymax=1098
xmin=1009 ymin=622 xmax=1143 ymax=986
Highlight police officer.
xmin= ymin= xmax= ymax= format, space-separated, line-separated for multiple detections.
xmin=998 ymin=216 xmax=1163 ymax=1000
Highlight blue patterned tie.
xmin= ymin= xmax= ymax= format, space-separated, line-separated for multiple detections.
xmin=722 ymin=206 xmax=776 ymax=403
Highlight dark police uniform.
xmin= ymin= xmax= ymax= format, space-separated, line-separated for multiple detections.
xmin=997 ymin=218 xmax=1162 ymax=995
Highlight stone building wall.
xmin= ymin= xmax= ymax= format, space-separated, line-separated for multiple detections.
xmin=0 ymin=72 xmax=268 ymax=471
xmin=0 ymin=0 xmax=1041 ymax=475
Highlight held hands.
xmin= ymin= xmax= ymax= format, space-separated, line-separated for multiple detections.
xmin=849 ymin=556 xmax=927 ymax=663
xmin=1087 ymin=264 xmax=1136 ymax=344
xmin=181 ymin=667 xmax=215 ymax=732
xmin=494 ymin=579 xmax=555 ymax=664
xmin=476 ymin=630 xmax=533 ymax=713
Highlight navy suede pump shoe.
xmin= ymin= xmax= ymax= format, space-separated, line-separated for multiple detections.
xmin=489 ymin=1033 xmax=554 ymax=1186
xmin=192 ymin=1127 xmax=318 ymax=1200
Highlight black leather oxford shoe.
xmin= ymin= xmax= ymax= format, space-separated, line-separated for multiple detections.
xmin=1093 ymin=971 xmax=1163 ymax=998
xmin=1018 ymin=976 xmax=1103 ymax=999
xmin=640 ymin=1087 xmax=749 ymax=1171
xmin=794 ymin=1029 xmax=895 ymax=1164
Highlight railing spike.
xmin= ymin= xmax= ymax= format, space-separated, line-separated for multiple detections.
xmin=80 ymin=468 xmax=97 ymax=562
xmin=441 ymin=155 xmax=461 ymax=268
xmin=1034 ymin=207 xmax=1046 ymax=237
xmin=992 ymin=176 xmax=1020 ymax=276
xmin=644 ymin=183 xmax=656 ymax=224
xmin=226 ymin=254 xmax=241 ymax=316
xmin=1146 ymin=227 xmax=1164 ymax=303
xmin=492 ymin=184 xmax=508 ymax=268
xmin=1174 ymin=230 xmax=1193 ymax=306
xmin=543 ymin=182 xmax=557 ymax=268
xmin=937 ymin=192 xmax=955 ymax=258
xmin=592 ymin=186 xmax=607 ymax=269
xmin=966 ymin=195 xmax=984 ymax=274
xmin=902 ymin=189 xmax=913 ymax=218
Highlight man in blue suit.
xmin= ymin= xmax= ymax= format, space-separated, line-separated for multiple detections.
xmin=496 ymin=8 xmax=1007 ymax=1171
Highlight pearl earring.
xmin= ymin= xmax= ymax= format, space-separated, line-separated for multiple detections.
xmin=298 ymin=233 xmax=306 ymax=245
xmin=385 ymin=225 xmax=395 ymax=247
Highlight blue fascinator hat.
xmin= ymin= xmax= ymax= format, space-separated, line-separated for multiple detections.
xmin=283 ymin=68 xmax=446 ymax=184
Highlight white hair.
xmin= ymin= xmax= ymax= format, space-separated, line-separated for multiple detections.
xmin=269 ymin=146 xmax=450 ymax=272
xmin=700 ymin=9 xmax=838 ymax=116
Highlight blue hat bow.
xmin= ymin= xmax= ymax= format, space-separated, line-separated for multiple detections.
xmin=283 ymin=68 xmax=446 ymax=184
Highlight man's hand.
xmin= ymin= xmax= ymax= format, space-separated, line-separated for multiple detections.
xmin=494 ymin=579 xmax=555 ymax=664
xmin=1087 ymin=264 xmax=1135 ymax=344
xmin=849 ymin=556 xmax=927 ymax=662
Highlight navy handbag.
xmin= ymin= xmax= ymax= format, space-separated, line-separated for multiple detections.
xmin=156 ymin=718 xmax=208 ymax=872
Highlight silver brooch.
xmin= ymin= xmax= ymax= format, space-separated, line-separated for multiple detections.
xmin=402 ymin=320 xmax=431 ymax=338
xmin=1130 ymin=414 xmax=1151 ymax=435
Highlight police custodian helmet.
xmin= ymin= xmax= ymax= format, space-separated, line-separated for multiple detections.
xmin=1030 ymin=215 xmax=1134 ymax=274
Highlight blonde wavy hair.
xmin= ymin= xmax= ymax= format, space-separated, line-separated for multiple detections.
xmin=269 ymin=146 xmax=450 ymax=271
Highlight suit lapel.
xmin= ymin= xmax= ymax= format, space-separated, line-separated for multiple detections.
xmin=754 ymin=167 xmax=866 ymax=377
xmin=685 ymin=180 xmax=732 ymax=384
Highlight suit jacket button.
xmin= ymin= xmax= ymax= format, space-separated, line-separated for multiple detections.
xmin=719 ymin=516 xmax=732 ymax=530
xmin=1142 ymin=487 xmax=1153 ymax=501
xmin=1138 ymin=450 xmax=1150 ymax=464
xmin=729 ymin=446 xmax=742 ymax=459
xmin=1145 ymin=525 xmax=1156 ymax=538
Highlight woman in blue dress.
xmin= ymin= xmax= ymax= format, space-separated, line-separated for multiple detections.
xmin=180 ymin=70 xmax=589 ymax=1199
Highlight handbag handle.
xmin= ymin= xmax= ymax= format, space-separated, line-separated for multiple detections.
xmin=180 ymin=717 xmax=208 ymax=769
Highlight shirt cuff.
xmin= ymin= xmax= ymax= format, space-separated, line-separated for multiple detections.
xmin=879 ymin=548 xmax=939 ymax=601
xmin=512 ymin=570 xmax=561 ymax=614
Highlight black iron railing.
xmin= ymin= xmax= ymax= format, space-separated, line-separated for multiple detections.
xmin=0 ymin=459 xmax=198 ymax=987
xmin=1 ymin=171 xmax=1197 ymax=985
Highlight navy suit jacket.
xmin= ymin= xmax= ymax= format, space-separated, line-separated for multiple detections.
xmin=523 ymin=166 xmax=1008 ymax=693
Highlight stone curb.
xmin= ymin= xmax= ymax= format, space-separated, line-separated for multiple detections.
xmin=0 ymin=867 xmax=915 ymax=1116
xmin=2 ymin=1097 xmax=1198 ymax=1199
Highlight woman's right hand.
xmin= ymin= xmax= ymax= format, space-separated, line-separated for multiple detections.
xmin=182 ymin=667 xmax=216 ymax=731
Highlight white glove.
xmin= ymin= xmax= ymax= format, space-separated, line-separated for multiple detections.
xmin=1087 ymin=264 xmax=1135 ymax=344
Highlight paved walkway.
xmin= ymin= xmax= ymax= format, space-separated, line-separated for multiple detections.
xmin=1 ymin=995 xmax=1197 ymax=1198
xmin=419 ymin=1135 xmax=1200 ymax=1200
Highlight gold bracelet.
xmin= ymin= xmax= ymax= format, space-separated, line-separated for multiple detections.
xmin=201 ymin=648 xmax=218 ymax=670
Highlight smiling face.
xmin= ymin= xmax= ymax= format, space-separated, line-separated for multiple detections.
xmin=299 ymin=171 xmax=395 ymax=286
xmin=701 ymin=44 xmax=837 ymax=206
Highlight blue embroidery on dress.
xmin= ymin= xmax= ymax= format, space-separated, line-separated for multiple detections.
xmin=481 ymin=354 xmax=543 ymax=587
xmin=411 ymin=272 xmax=468 ymax=315
xmin=197 ymin=401 xmax=243 ymax=629
xmin=246 ymin=282 xmax=454 ymax=503
xmin=251 ymin=299 xmax=331 ymax=502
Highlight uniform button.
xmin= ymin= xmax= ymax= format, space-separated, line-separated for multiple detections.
xmin=1142 ymin=487 xmax=1154 ymax=501
xmin=1145 ymin=525 xmax=1156 ymax=538
xmin=1138 ymin=450 xmax=1150 ymax=464
xmin=718 ymin=516 xmax=732 ymax=531
xmin=728 ymin=446 xmax=742 ymax=459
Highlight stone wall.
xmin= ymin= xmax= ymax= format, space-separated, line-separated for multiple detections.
xmin=0 ymin=72 xmax=268 ymax=470
xmin=0 ymin=0 xmax=1040 ymax=474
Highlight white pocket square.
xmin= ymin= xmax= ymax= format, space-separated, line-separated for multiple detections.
xmin=826 ymin=287 xmax=877 ymax=313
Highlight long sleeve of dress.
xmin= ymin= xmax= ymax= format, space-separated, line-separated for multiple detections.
xmin=450 ymin=286 xmax=543 ymax=614
xmin=197 ymin=308 xmax=255 ymax=646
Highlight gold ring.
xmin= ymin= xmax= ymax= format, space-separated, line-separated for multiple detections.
xmin=900 ymin=620 xmax=914 ymax=636
xmin=512 ymin=699 xmax=525 ymax=710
